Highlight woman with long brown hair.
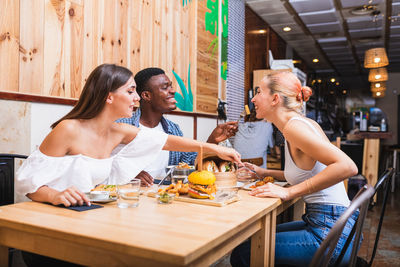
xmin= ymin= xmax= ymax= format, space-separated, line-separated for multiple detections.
xmin=16 ymin=64 xmax=241 ymax=207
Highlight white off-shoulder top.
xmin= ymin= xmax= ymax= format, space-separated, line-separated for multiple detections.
xmin=15 ymin=128 xmax=168 ymax=202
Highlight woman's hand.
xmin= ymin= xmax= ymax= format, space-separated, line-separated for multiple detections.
xmin=249 ymin=183 xmax=291 ymax=201
xmin=50 ymin=186 xmax=91 ymax=207
xmin=214 ymin=145 xmax=241 ymax=163
xmin=238 ymin=162 xmax=263 ymax=178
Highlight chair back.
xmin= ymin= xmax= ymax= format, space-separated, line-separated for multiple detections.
xmin=309 ymin=184 xmax=374 ymax=267
xmin=368 ymin=168 xmax=394 ymax=265
xmin=0 ymin=154 xmax=28 ymax=206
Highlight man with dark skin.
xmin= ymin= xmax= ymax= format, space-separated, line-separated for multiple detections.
xmin=118 ymin=68 xmax=238 ymax=186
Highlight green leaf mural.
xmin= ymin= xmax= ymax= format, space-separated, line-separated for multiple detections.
xmin=182 ymin=0 xmax=192 ymax=7
xmin=205 ymin=0 xmax=228 ymax=80
xmin=173 ymin=64 xmax=193 ymax=112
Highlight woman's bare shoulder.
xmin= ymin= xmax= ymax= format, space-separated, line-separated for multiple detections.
xmin=111 ymin=122 xmax=140 ymax=144
xmin=39 ymin=120 xmax=81 ymax=156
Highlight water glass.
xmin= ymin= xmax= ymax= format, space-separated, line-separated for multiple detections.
xmin=116 ymin=179 xmax=140 ymax=208
xmin=171 ymin=168 xmax=191 ymax=184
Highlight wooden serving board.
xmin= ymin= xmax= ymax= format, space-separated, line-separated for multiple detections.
xmin=147 ymin=191 xmax=240 ymax=207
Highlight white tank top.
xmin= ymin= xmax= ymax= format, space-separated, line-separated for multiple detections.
xmin=284 ymin=117 xmax=350 ymax=207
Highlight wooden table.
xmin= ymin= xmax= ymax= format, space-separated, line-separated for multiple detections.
xmin=0 ymin=190 xmax=285 ymax=267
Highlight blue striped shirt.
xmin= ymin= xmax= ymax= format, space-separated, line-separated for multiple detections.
xmin=117 ymin=109 xmax=197 ymax=165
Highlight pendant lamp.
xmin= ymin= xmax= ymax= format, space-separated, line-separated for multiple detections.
xmin=368 ymin=67 xmax=388 ymax=82
xmin=370 ymin=82 xmax=386 ymax=92
xmin=372 ymin=90 xmax=385 ymax=98
xmin=364 ymin=48 xmax=389 ymax=68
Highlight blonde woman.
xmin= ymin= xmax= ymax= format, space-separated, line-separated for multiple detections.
xmin=231 ymin=71 xmax=358 ymax=266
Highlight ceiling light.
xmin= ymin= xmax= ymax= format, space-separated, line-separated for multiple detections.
xmin=368 ymin=67 xmax=388 ymax=82
xmin=317 ymin=79 xmax=322 ymax=83
xmin=330 ymin=78 xmax=336 ymax=83
xmin=364 ymin=48 xmax=389 ymax=68
xmin=350 ymin=5 xmax=377 ymax=16
xmin=371 ymin=82 xmax=386 ymax=92
xmin=283 ymin=27 xmax=291 ymax=32
xmin=372 ymin=90 xmax=385 ymax=98
xmin=312 ymin=58 xmax=319 ymax=63
xmin=336 ymin=82 xmax=340 ymax=86
xmin=343 ymin=90 xmax=347 ymax=94
xmin=292 ymin=60 xmax=301 ymax=64
xmin=258 ymin=29 xmax=266 ymax=34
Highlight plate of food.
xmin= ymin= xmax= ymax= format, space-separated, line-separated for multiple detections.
xmin=85 ymin=191 xmax=117 ymax=203
xmin=242 ymin=177 xmax=288 ymax=191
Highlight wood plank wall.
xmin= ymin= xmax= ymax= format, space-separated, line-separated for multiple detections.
xmin=0 ymin=0 xmax=220 ymax=114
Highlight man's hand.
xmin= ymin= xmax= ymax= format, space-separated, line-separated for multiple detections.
xmin=207 ymin=121 xmax=238 ymax=144
xmin=135 ymin=171 xmax=154 ymax=187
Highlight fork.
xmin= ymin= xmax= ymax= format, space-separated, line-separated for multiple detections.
xmin=158 ymin=166 xmax=175 ymax=186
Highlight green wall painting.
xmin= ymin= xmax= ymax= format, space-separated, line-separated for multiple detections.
xmin=173 ymin=64 xmax=194 ymax=112
xmin=205 ymin=0 xmax=228 ymax=80
xmin=182 ymin=0 xmax=192 ymax=7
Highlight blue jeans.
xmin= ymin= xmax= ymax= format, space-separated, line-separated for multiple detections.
xmin=230 ymin=203 xmax=359 ymax=267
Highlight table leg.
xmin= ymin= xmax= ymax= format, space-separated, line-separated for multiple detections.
xmin=362 ymin=138 xmax=380 ymax=203
xmin=250 ymin=209 xmax=276 ymax=267
xmin=0 ymin=245 xmax=8 ymax=267
xmin=292 ymin=199 xmax=305 ymax=221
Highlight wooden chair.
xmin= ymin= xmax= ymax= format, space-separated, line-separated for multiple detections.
xmin=309 ymin=184 xmax=375 ymax=267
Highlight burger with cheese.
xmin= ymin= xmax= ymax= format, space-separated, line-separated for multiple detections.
xmin=187 ymin=170 xmax=217 ymax=199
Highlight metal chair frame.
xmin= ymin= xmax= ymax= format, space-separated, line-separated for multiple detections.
xmin=309 ymin=184 xmax=375 ymax=267
xmin=335 ymin=168 xmax=394 ymax=267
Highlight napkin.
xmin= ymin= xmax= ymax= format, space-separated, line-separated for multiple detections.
xmin=60 ymin=203 xmax=104 ymax=212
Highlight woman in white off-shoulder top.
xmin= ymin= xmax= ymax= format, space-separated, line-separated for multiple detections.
xmin=16 ymin=64 xmax=241 ymax=207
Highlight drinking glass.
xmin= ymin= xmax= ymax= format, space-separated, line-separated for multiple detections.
xmin=171 ymin=168 xmax=191 ymax=184
xmin=116 ymin=179 xmax=141 ymax=208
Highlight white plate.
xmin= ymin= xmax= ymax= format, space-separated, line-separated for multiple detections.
xmin=89 ymin=197 xmax=117 ymax=203
xmin=234 ymin=182 xmax=244 ymax=188
xmin=242 ymin=181 xmax=288 ymax=191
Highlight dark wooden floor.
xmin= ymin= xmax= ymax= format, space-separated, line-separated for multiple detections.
xmin=358 ymin=176 xmax=400 ymax=267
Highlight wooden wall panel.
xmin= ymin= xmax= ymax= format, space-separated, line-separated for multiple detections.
xmin=65 ymin=0 xmax=84 ymax=98
xmin=0 ymin=0 xmax=19 ymax=93
xmin=82 ymin=0 xmax=100 ymax=85
xmin=19 ymin=0 xmax=44 ymax=94
xmin=0 ymin=0 xmax=219 ymax=114
xmin=44 ymin=0 xmax=66 ymax=97
xmin=196 ymin=0 xmax=218 ymax=114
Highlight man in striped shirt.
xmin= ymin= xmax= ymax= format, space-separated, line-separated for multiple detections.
xmin=117 ymin=67 xmax=238 ymax=186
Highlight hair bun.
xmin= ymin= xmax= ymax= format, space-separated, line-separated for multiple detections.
xmin=301 ymin=86 xmax=312 ymax=102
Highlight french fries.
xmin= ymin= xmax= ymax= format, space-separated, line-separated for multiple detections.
xmin=158 ymin=180 xmax=189 ymax=197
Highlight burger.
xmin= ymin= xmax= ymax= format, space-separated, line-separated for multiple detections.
xmin=219 ymin=161 xmax=236 ymax=172
xmin=187 ymin=170 xmax=217 ymax=199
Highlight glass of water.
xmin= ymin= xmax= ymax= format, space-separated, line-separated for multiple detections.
xmin=116 ymin=179 xmax=141 ymax=208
